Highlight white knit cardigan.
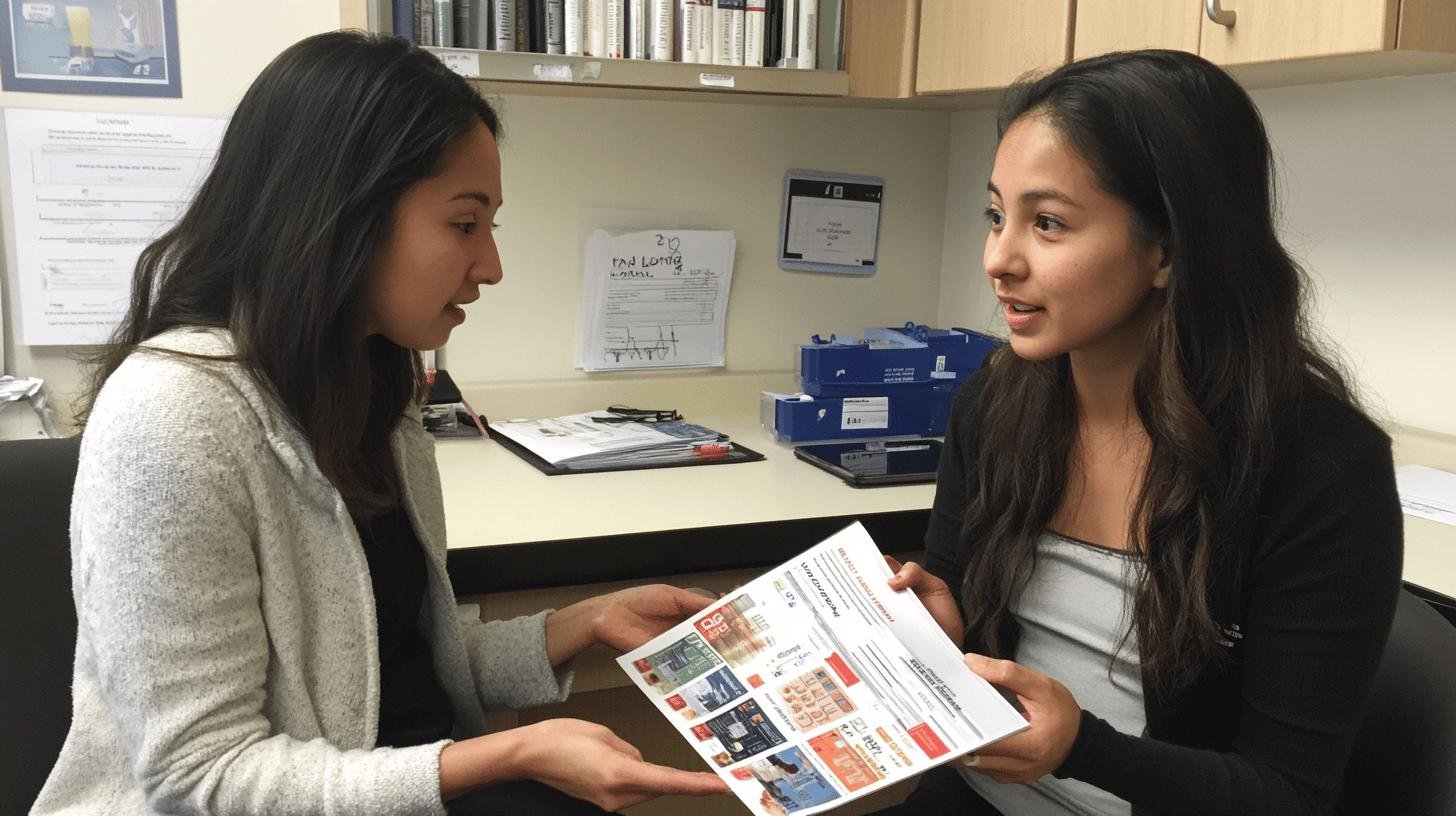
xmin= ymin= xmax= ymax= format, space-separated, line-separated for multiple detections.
xmin=32 ymin=329 xmax=572 ymax=816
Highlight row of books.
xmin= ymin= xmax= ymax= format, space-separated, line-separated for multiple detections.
xmin=393 ymin=0 xmax=844 ymax=70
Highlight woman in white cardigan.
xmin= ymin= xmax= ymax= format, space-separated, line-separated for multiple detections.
xmin=33 ymin=31 xmax=729 ymax=816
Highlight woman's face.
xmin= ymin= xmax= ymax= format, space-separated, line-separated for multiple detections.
xmin=983 ymin=115 xmax=1169 ymax=364
xmin=363 ymin=121 xmax=503 ymax=350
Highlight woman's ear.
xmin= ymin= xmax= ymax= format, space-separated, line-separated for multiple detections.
xmin=1151 ymin=242 xmax=1172 ymax=290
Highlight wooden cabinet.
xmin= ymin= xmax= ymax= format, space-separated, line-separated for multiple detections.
xmin=842 ymin=0 xmax=1456 ymax=105
xmin=914 ymin=0 xmax=1073 ymax=94
xmin=843 ymin=0 xmax=920 ymax=99
xmin=1199 ymin=0 xmax=1396 ymax=64
xmin=1072 ymin=0 xmax=1202 ymax=60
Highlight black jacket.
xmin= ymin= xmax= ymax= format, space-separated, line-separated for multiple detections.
xmin=923 ymin=370 xmax=1404 ymax=816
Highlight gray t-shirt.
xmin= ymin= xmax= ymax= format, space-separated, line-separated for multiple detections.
xmin=961 ymin=533 xmax=1145 ymax=816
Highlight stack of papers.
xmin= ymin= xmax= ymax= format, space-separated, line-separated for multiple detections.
xmin=487 ymin=412 xmax=732 ymax=471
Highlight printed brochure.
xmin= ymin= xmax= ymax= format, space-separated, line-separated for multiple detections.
xmin=618 ymin=522 xmax=1029 ymax=815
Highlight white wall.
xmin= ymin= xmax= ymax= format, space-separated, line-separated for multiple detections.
xmin=453 ymin=94 xmax=951 ymax=409
xmin=936 ymin=73 xmax=1456 ymax=436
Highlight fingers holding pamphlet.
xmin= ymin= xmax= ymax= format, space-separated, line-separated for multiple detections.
xmin=617 ymin=522 xmax=1030 ymax=815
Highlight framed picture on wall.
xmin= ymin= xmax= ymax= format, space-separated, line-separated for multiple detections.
xmin=0 ymin=0 xmax=180 ymax=97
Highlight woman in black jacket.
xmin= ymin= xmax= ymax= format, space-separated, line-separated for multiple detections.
xmin=878 ymin=50 xmax=1402 ymax=816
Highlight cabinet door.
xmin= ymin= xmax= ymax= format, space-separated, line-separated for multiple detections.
xmin=844 ymin=0 xmax=920 ymax=99
xmin=1073 ymin=0 xmax=1202 ymax=59
xmin=916 ymin=0 xmax=1073 ymax=94
xmin=1199 ymin=0 xmax=1397 ymax=65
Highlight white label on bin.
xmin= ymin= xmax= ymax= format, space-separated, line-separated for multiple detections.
xmin=842 ymin=397 xmax=889 ymax=431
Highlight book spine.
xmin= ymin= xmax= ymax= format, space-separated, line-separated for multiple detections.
xmin=626 ymin=0 xmax=646 ymax=58
xmin=730 ymin=0 xmax=745 ymax=66
xmin=435 ymin=0 xmax=455 ymax=46
xmin=693 ymin=0 xmax=713 ymax=63
xmin=649 ymin=0 xmax=672 ymax=60
xmin=476 ymin=0 xmax=495 ymax=49
xmin=606 ymin=0 xmax=625 ymax=57
xmin=515 ymin=0 xmax=531 ymax=51
xmin=492 ymin=0 xmax=513 ymax=49
xmin=711 ymin=0 xmax=729 ymax=65
xmin=394 ymin=0 xmax=415 ymax=41
xmin=795 ymin=0 xmax=813 ymax=68
xmin=455 ymin=0 xmax=476 ymax=47
xmin=779 ymin=0 xmax=796 ymax=67
xmin=531 ymin=0 xmax=548 ymax=50
xmin=675 ymin=0 xmax=695 ymax=62
xmin=546 ymin=0 xmax=565 ymax=52
xmin=744 ymin=0 xmax=764 ymax=66
xmin=587 ymin=0 xmax=606 ymax=56
xmin=564 ymin=0 xmax=584 ymax=54
xmin=417 ymin=0 xmax=436 ymax=45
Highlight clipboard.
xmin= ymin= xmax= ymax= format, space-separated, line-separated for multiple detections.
xmin=489 ymin=423 xmax=766 ymax=476
xmin=793 ymin=440 xmax=943 ymax=488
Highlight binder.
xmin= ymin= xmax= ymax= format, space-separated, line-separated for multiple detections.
xmin=744 ymin=0 xmax=765 ymax=66
xmin=564 ymin=0 xmax=584 ymax=53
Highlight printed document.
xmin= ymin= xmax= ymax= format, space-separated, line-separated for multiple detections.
xmin=1396 ymin=464 xmax=1456 ymax=528
xmin=619 ymin=522 xmax=1029 ymax=815
xmin=579 ymin=229 xmax=735 ymax=371
xmin=3 ymin=108 xmax=225 ymax=345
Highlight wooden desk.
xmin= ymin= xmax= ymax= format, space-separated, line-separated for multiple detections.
xmin=437 ymin=413 xmax=1456 ymax=599
xmin=437 ymin=413 xmax=936 ymax=595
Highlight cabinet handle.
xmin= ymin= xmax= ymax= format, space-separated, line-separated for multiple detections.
xmin=1206 ymin=0 xmax=1236 ymax=27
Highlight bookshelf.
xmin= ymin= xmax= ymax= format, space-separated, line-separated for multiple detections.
xmin=425 ymin=45 xmax=849 ymax=99
xmin=364 ymin=1 xmax=853 ymax=104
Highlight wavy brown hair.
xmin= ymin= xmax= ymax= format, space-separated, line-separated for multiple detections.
xmin=960 ymin=50 xmax=1358 ymax=695
xmin=77 ymin=31 xmax=499 ymax=519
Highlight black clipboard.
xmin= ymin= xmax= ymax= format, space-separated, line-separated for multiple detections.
xmin=794 ymin=440 xmax=943 ymax=488
xmin=489 ymin=424 xmax=766 ymax=476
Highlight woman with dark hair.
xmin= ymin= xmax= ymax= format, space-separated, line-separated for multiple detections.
xmin=33 ymin=31 xmax=727 ymax=816
xmin=880 ymin=50 xmax=1402 ymax=815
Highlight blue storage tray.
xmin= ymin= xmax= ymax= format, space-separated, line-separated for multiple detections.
xmin=761 ymin=381 xmax=959 ymax=443
xmin=797 ymin=325 xmax=1000 ymax=397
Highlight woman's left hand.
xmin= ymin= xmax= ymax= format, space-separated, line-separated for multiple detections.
xmin=546 ymin=585 xmax=716 ymax=665
xmin=960 ymin=653 xmax=1083 ymax=784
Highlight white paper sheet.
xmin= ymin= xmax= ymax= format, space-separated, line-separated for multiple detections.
xmin=3 ymin=108 xmax=225 ymax=345
xmin=1396 ymin=464 xmax=1456 ymax=528
xmin=618 ymin=522 xmax=1028 ymax=815
xmin=578 ymin=228 xmax=735 ymax=371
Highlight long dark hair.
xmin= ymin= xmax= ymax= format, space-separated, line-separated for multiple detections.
xmin=961 ymin=50 xmax=1357 ymax=694
xmin=78 ymin=31 xmax=500 ymax=519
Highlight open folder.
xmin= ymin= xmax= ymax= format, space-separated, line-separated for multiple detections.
xmin=487 ymin=411 xmax=765 ymax=475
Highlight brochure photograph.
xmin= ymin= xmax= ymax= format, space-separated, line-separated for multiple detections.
xmin=618 ymin=522 xmax=1030 ymax=815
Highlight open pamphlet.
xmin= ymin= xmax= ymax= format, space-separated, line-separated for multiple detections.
xmin=487 ymin=412 xmax=733 ymax=471
xmin=618 ymin=523 xmax=1030 ymax=815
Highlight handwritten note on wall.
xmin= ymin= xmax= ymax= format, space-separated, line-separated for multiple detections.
xmin=578 ymin=229 xmax=736 ymax=371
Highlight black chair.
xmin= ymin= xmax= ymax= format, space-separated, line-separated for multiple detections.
xmin=0 ymin=436 xmax=82 ymax=806
xmin=1337 ymin=585 xmax=1456 ymax=815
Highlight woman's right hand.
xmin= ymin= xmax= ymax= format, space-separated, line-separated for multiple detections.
xmin=886 ymin=557 xmax=965 ymax=646
xmin=441 ymin=718 xmax=728 ymax=810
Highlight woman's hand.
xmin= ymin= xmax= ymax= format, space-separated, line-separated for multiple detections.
xmin=959 ymin=654 xmax=1082 ymax=784
xmin=546 ymin=584 xmax=715 ymax=665
xmin=885 ymin=557 xmax=965 ymax=645
xmin=439 ymin=719 xmax=729 ymax=809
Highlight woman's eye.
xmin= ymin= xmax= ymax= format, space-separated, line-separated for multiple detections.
xmin=983 ymin=207 xmax=1003 ymax=228
xmin=1034 ymin=214 xmax=1063 ymax=232
xmin=454 ymin=222 xmax=477 ymax=235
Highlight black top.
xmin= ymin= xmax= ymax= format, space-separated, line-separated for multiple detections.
xmin=924 ymin=369 xmax=1403 ymax=816
xmin=355 ymin=504 xmax=456 ymax=748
